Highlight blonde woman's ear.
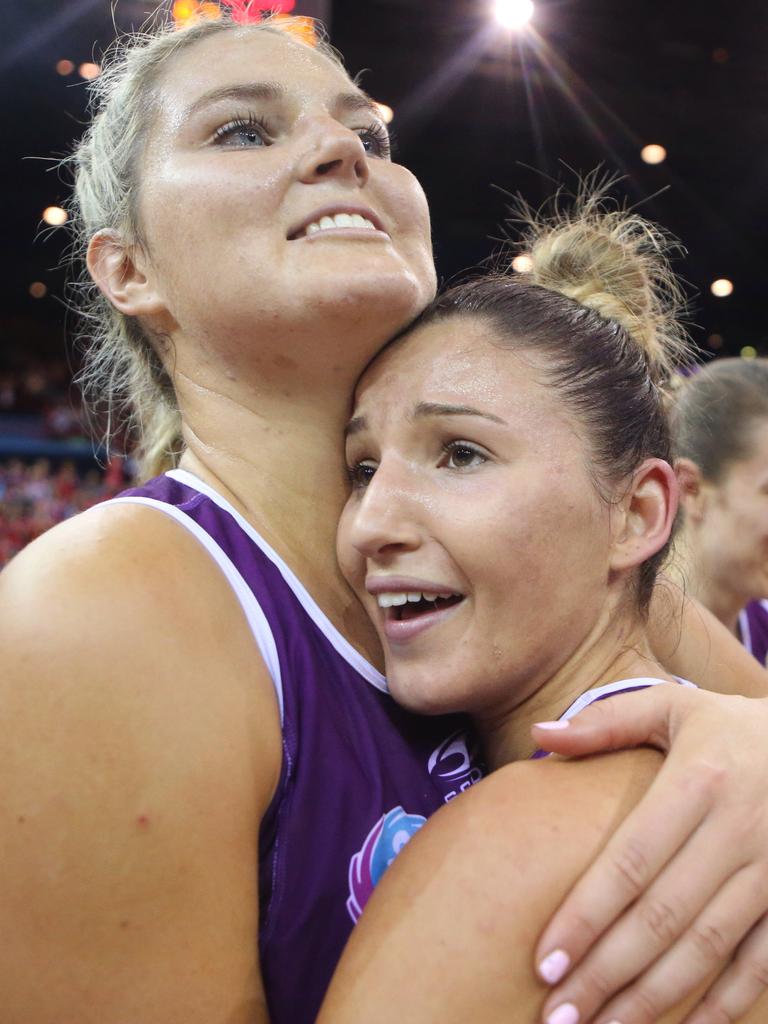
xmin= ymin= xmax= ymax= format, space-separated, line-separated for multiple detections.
xmin=609 ymin=458 xmax=678 ymax=572
xmin=86 ymin=230 xmax=166 ymax=319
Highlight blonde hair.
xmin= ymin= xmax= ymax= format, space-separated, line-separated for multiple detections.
xmin=67 ymin=11 xmax=345 ymax=480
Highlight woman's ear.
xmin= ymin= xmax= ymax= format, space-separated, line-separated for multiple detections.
xmin=86 ymin=230 xmax=166 ymax=319
xmin=675 ymin=457 xmax=708 ymax=523
xmin=610 ymin=458 xmax=679 ymax=573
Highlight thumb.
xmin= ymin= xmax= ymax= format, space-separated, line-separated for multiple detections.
xmin=531 ymin=685 xmax=684 ymax=756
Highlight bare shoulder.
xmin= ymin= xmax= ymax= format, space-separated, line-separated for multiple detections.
xmin=0 ymin=501 xmax=281 ymax=1022
xmin=320 ymin=749 xmax=662 ymax=1023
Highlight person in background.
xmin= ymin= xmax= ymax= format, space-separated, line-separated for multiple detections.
xmin=673 ymin=359 xmax=768 ymax=665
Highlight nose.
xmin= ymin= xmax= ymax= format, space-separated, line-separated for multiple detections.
xmin=346 ymin=469 xmax=423 ymax=563
xmin=296 ymin=117 xmax=369 ymax=188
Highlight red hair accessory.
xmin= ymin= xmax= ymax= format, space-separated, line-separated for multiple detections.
xmin=219 ymin=0 xmax=296 ymax=22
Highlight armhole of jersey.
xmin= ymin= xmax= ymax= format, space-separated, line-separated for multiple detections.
xmin=104 ymin=496 xmax=284 ymax=724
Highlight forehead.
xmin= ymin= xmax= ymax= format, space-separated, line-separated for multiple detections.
xmin=155 ymin=28 xmax=356 ymax=112
xmin=357 ymin=317 xmax=545 ymax=416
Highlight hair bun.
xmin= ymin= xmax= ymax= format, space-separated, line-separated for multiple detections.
xmin=509 ymin=182 xmax=691 ymax=380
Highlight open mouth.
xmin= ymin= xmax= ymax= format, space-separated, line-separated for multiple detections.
xmin=287 ymin=207 xmax=387 ymax=241
xmin=378 ymin=592 xmax=465 ymax=622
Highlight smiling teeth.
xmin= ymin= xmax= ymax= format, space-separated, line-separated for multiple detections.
xmin=305 ymin=213 xmax=377 ymax=235
xmin=376 ymin=591 xmax=456 ymax=608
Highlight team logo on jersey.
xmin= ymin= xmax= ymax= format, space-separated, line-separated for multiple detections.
xmin=428 ymin=729 xmax=483 ymax=801
xmin=346 ymin=806 xmax=427 ymax=923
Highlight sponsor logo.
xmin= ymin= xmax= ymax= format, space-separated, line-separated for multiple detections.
xmin=346 ymin=806 xmax=427 ymax=923
xmin=428 ymin=729 xmax=483 ymax=801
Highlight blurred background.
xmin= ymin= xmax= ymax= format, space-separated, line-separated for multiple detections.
xmin=1 ymin=0 xmax=766 ymax=564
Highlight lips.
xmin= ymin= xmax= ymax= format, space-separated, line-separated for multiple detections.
xmin=287 ymin=204 xmax=388 ymax=240
xmin=365 ymin=575 xmax=466 ymax=644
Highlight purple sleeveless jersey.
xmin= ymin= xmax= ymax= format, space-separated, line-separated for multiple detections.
xmin=107 ymin=469 xmax=483 ymax=1023
xmin=739 ymin=600 xmax=768 ymax=667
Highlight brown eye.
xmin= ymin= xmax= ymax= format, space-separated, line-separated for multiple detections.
xmin=441 ymin=442 xmax=487 ymax=470
xmin=347 ymin=461 xmax=377 ymax=488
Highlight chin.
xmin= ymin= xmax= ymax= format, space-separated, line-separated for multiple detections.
xmin=387 ymin=669 xmax=467 ymax=718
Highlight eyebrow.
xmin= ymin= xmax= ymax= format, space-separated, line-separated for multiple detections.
xmin=183 ymin=81 xmax=381 ymax=123
xmin=344 ymin=402 xmax=507 ymax=437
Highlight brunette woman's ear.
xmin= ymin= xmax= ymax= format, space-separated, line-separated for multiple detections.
xmin=675 ymin=457 xmax=708 ymax=523
xmin=86 ymin=230 xmax=167 ymax=319
xmin=609 ymin=458 xmax=678 ymax=573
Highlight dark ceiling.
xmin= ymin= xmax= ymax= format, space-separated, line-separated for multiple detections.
xmin=4 ymin=0 xmax=767 ymax=364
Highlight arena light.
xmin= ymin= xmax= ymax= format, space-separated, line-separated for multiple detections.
xmin=711 ymin=278 xmax=734 ymax=298
xmin=512 ymin=254 xmax=533 ymax=273
xmin=173 ymin=1 xmax=222 ymax=25
xmin=374 ymin=101 xmax=394 ymax=125
xmin=56 ymin=59 xmax=75 ymax=76
xmin=78 ymin=62 xmax=101 ymax=80
xmin=741 ymin=345 xmax=757 ymax=360
xmin=29 ymin=282 xmax=47 ymax=299
xmin=707 ymin=333 xmax=723 ymax=350
xmin=494 ymin=0 xmax=535 ymax=30
xmin=641 ymin=144 xmax=666 ymax=165
xmin=42 ymin=206 xmax=68 ymax=226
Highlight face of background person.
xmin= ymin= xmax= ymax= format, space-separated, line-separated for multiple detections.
xmin=694 ymin=419 xmax=768 ymax=605
xmin=337 ymin=316 xmax=622 ymax=720
xmin=130 ymin=28 xmax=437 ymax=381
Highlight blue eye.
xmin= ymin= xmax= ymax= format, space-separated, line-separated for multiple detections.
xmin=357 ymin=122 xmax=392 ymax=159
xmin=213 ymin=116 xmax=271 ymax=148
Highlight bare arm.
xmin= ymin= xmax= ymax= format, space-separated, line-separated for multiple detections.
xmin=319 ymin=752 xmax=739 ymax=1024
xmin=0 ymin=505 xmax=282 ymax=1024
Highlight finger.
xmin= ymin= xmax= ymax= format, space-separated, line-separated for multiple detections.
xmin=536 ymin=756 xmax=717 ymax=982
xmin=532 ymin=685 xmax=696 ymax=758
xmin=539 ymin=822 xmax=738 ymax=1021
xmin=544 ymin=865 xmax=763 ymax=1024
xmin=682 ymin=913 xmax=768 ymax=1024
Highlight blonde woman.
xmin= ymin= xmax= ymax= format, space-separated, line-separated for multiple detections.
xmin=1 ymin=12 xmax=768 ymax=1023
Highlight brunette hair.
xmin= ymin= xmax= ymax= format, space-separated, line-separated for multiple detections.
xmin=671 ymin=359 xmax=768 ymax=481
xmin=411 ymin=190 xmax=691 ymax=608
xmin=67 ymin=11 xmax=345 ymax=480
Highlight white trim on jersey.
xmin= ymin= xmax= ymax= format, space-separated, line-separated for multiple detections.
xmin=103 ymin=495 xmax=285 ymax=724
xmin=559 ymin=676 xmax=697 ymax=722
xmin=166 ymin=469 xmax=389 ymax=694
xmin=739 ymin=608 xmax=753 ymax=656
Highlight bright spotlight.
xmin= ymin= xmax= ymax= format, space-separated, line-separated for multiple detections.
xmin=641 ymin=144 xmax=666 ymax=165
xmin=711 ymin=278 xmax=734 ymax=298
xmin=512 ymin=254 xmax=533 ymax=273
xmin=494 ymin=0 xmax=535 ymax=30
xmin=42 ymin=206 xmax=68 ymax=226
xmin=741 ymin=345 xmax=757 ymax=360
xmin=78 ymin=62 xmax=101 ymax=80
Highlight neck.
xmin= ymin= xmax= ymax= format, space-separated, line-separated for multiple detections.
xmin=173 ymin=356 xmax=382 ymax=667
xmin=674 ymin=527 xmax=744 ymax=636
xmin=475 ymin=608 xmax=673 ymax=770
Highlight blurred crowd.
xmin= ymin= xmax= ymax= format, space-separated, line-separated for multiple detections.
xmin=0 ymin=459 xmax=125 ymax=567
xmin=0 ymin=359 xmax=88 ymax=441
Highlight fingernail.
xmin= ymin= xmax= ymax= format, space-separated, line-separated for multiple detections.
xmin=545 ymin=1004 xmax=579 ymax=1024
xmin=538 ymin=948 xmax=571 ymax=984
xmin=534 ymin=720 xmax=571 ymax=731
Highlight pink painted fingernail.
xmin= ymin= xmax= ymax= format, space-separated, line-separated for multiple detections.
xmin=538 ymin=948 xmax=571 ymax=984
xmin=545 ymin=1004 xmax=579 ymax=1024
xmin=534 ymin=720 xmax=571 ymax=730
